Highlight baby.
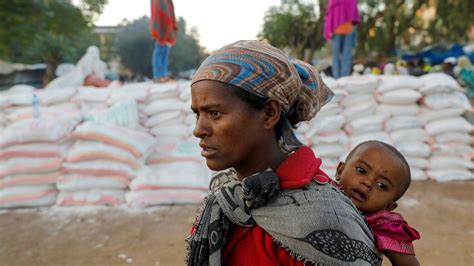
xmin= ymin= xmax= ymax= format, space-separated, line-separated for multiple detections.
xmin=336 ymin=140 xmax=421 ymax=265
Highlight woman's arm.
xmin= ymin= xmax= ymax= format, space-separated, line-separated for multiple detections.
xmin=384 ymin=250 xmax=420 ymax=266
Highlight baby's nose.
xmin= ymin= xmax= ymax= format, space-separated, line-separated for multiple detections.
xmin=360 ymin=178 xmax=372 ymax=189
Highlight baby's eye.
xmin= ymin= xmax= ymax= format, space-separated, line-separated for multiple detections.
xmin=377 ymin=182 xmax=388 ymax=191
xmin=356 ymin=166 xmax=366 ymax=174
xmin=210 ymin=111 xmax=221 ymax=119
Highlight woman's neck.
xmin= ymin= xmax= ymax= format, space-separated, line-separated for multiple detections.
xmin=235 ymin=143 xmax=290 ymax=181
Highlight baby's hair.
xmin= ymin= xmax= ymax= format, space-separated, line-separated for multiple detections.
xmin=346 ymin=140 xmax=411 ymax=201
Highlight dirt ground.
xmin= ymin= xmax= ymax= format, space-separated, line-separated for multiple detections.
xmin=1 ymin=180 xmax=473 ymax=266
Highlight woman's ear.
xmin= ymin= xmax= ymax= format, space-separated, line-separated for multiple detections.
xmin=335 ymin=162 xmax=345 ymax=182
xmin=262 ymin=100 xmax=281 ymax=130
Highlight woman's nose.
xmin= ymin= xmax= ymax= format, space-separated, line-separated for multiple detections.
xmin=193 ymin=116 xmax=209 ymax=138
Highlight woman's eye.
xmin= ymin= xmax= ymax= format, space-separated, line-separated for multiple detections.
xmin=210 ymin=111 xmax=221 ymax=118
xmin=356 ymin=166 xmax=366 ymax=174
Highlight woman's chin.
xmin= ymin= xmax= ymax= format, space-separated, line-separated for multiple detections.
xmin=205 ymin=160 xmax=227 ymax=172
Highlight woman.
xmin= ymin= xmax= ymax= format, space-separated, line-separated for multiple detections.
xmin=186 ymin=40 xmax=381 ymax=265
xmin=324 ymin=0 xmax=360 ymax=79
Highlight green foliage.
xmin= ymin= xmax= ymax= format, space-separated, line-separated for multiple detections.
xmin=356 ymin=0 xmax=428 ymax=58
xmin=428 ymin=0 xmax=474 ymax=44
xmin=259 ymin=0 xmax=472 ymax=61
xmin=78 ymin=0 xmax=109 ymax=24
xmin=0 ymin=0 xmax=106 ymax=84
xmin=116 ymin=16 xmax=207 ymax=78
xmin=356 ymin=0 xmax=473 ymax=58
xmin=169 ymin=18 xmax=208 ymax=75
xmin=116 ymin=17 xmax=154 ymax=77
xmin=259 ymin=0 xmax=328 ymax=61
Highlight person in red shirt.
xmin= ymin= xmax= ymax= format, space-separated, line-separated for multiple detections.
xmin=150 ymin=0 xmax=178 ymax=82
xmin=186 ymin=40 xmax=382 ymax=265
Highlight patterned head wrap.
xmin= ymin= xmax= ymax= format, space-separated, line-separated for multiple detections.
xmin=191 ymin=40 xmax=334 ymax=124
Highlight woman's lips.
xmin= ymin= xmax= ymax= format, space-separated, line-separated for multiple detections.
xmin=199 ymin=143 xmax=217 ymax=158
xmin=201 ymin=147 xmax=217 ymax=157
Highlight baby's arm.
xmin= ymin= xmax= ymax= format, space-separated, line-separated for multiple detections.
xmin=384 ymin=250 xmax=420 ymax=266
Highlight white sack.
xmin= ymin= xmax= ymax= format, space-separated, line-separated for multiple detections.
xmin=425 ymin=117 xmax=473 ymax=135
xmin=350 ymin=132 xmax=392 ymax=148
xmin=419 ymin=73 xmax=462 ymax=94
xmin=390 ymin=128 xmax=430 ymax=144
xmin=396 ymin=142 xmax=431 ymax=158
xmin=386 ymin=116 xmax=424 ymax=132
xmin=377 ymin=89 xmax=421 ymax=105
xmin=377 ymin=75 xmax=422 ymax=92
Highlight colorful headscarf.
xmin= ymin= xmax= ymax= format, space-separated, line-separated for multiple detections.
xmin=191 ymin=41 xmax=333 ymax=122
xmin=191 ymin=40 xmax=334 ymax=124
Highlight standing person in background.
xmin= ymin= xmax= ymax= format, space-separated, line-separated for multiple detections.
xmin=324 ymin=0 xmax=360 ymax=79
xmin=150 ymin=0 xmax=178 ymax=83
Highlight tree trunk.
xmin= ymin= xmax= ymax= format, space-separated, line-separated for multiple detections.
xmin=42 ymin=61 xmax=59 ymax=88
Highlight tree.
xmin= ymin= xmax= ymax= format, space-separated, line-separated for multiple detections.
xmin=428 ymin=0 xmax=474 ymax=44
xmin=116 ymin=16 xmax=207 ymax=78
xmin=259 ymin=0 xmax=328 ymax=61
xmin=356 ymin=0 xmax=429 ymax=59
xmin=116 ymin=17 xmax=154 ymax=78
xmin=356 ymin=0 xmax=473 ymax=59
xmin=0 ymin=0 xmax=107 ymax=86
xmin=169 ymin=18 xmax=208 ymax=75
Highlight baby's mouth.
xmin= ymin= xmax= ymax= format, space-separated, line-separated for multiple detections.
xmin=350 ymin=188 xmax=366 ymax=202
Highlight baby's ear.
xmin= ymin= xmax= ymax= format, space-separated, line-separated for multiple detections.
xmin=386 ymin=201 xmax=398 ymax=211
xmin=335 ymin=162 xmax=345 ymax=182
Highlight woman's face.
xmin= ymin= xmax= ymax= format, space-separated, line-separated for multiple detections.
xmin=191 ymin=80 xmax=269 ymax=174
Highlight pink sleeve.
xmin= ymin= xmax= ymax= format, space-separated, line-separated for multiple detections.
xmin=365 ymin=211 xmax=421 ymax=255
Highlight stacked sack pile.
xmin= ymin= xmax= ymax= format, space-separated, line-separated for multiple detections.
xmin=376 ymin=75 xmax=428 ymax=181
xmin=0 ymin=116 xmax=79 ymax=208
xmin=338 ymin=75 xmax=389 ymax=149
xmin=298 ymin=74 xmax=472 ymax=181
xmin=1 ymin=72 xmax=472 ymax=209
xmin=141 ymin=82 xmax=189 ymax=145
xmin=59 ymin=97 xmax=156 ymax=206
xmin=0 ymin=94 xmax=8 ymax=130
xmin=2 ymin=85 xmax=80 ymax=128
xmin=62 ymin=83 xmax=153 ymax=202
xmin=296 ymin=77 xmax=348 ymax=178
xmin=106 ymin=82 xmax=152 ymax=133
xmin=419 ymin=73 xmax=473 ymax=181
xmin=128 ymin=139 xmax=210 ymax=208
xmin=128 ymin=81 xmax=211 ymax=208
xmin=72 ymin=86 xmax=112 ymax=115
xmin=0 ymin=86 xmax=80 ymax=208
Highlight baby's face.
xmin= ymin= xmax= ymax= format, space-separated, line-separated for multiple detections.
xmin=336 ymin=143 xmax=407 ymax=214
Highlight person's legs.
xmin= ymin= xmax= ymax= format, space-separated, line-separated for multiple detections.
xmin=331 ymin=34 xmax=342 ymax=79
xmin=152 ymin=42 xmax=166 ymax=79
xmin=341 ymin=32 xmax=354 ymax=77
xmin=162 ymin=44 xmax=170 ymax=78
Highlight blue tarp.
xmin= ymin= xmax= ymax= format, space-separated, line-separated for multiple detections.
xmin=401 ymin=44 xmax=474 ymax=65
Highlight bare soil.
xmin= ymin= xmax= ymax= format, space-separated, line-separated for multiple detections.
xmin=1 ymin=180 xmax=473 ymax=266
